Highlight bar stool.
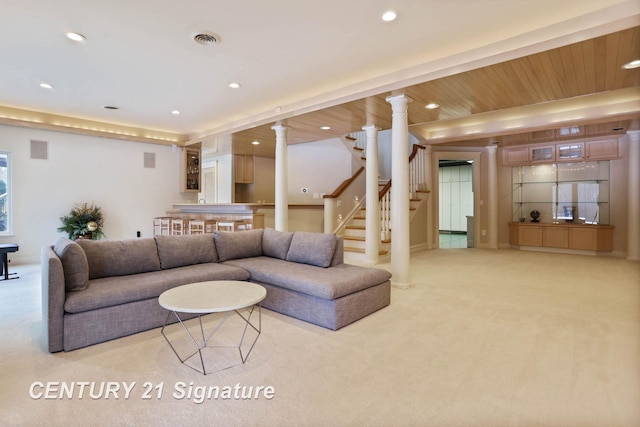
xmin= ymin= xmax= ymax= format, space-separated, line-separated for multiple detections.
xmin=171 ymin=218 xmax=188 ymax=235
xmin=189 ymin=219 xmax=217 ymax=234
xmin=153 ymin=217 xmax=172 ymax=235
xmin=216 ymin=220 xmax=247 ymax=232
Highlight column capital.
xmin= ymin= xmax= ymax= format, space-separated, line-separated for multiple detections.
xmin=486 ymin=144 xmax=498 ymax=154
xmin=362 ymin=124 xmax=380 ymax=132
xmin=627 ymin=130 xmax=640 ymax=143
xmin=385 ymin=93 xmax=413 ymax=107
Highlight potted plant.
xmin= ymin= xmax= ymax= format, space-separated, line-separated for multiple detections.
xmin=58 ymin=202 xmax=105 ymax=240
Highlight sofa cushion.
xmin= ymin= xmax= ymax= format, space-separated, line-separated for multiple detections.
xmin=64 ymin=263 xmax=250 ymax=314
xmin=53 ymin=237 xmax=89 ymax=292
xmin=262 ymin=227 xmax=294 ymax=260
xmin=223 ymin=256 xmax=392 ymax=300
xmin=155 ymin=234 xmax=217 ymax=269
xmin=286 ymin=231 xmax=337 ymax=268
xmin=214 ymin=229 xmax=263 ymax=262
xmin=77 ymin=238 xmax=161 ymax=280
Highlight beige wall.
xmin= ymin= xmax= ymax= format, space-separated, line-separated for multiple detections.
xmin=0 ymin=124 xmax=193 ymax=263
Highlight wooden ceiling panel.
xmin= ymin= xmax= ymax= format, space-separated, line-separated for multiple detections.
xmin=230 ymin=27 xmax=639 ymax=155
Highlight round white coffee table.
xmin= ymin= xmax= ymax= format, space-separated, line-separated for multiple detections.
xmin=159 ymin=280 xmax=266 ymax=375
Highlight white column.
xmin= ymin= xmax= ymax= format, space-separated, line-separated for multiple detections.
xmin=363 ymin=125 xmax=380 ymax=264
xmin=486 ymin=145 xmax=498 ymax=249
xmin=386 ymin=94 xmax=412 ymax=288
xmin=425 ymin=145 xmax=434 ymax=249
xmin=627 ymin=131 xmax=640 ymax=261
xmin=272 ymin=123 xmax=289 ymax=232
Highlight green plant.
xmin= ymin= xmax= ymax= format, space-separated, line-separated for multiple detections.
xmin=58 ymin=202 xmax=105 ymax=240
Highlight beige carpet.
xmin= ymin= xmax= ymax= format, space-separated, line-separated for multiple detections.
xmin=1 ymin=249 xmax=639 ymax=426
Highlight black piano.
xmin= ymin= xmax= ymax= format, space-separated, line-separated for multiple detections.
xmin=0 ymin=243 xmax=19 ymax=280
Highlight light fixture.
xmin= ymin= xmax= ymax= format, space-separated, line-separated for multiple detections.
xmin=622 ymin=59 xmax=640 ymax=69
xmin=320 ymin=126 xmax=331 ymax=130
xmin=171 ymin=110 xmax=181 ymax=115
xmin=65 ymin=32 xmax=86 ymax=42
xmin=251 ymin=141 xmax=260 ymax=145
xmin=381 ymin=11 xmax=397 ymax=22
xmin=228 ymin=82 xmax=241 ymax=89
xmin=39 ymin=83 xmax=54 ymax=89
xmin=103 ymin=105 xmax=120 ymax=110
xmin=425 ymin=103 xmax=439 ymax=109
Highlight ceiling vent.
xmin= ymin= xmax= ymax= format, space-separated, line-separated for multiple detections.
xmin=193 ymin=32 xmax=219 ymax=46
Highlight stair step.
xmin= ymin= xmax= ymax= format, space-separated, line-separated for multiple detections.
xmin=353 ymin=146 xmax=364 ymax=151
xmin=345 ymin=135 xmax=357 ymax=141
xmin=343 ymin=236 xmax=365 ymax=241
xmin=346 ymin=225 xmax=365 ymax=230
xmin=354 ymin=215 xmax=366 ymax=220
xmin=344 ymin=247 xmax=389 ymax=255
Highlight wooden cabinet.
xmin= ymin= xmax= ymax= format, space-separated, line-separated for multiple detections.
xmin=234 ymin=155 xmax=254 ymax=183
xmin=509 ymin=222 xmax=613 ymax=252
xmin=182 ymin=147 xmax=201 ymax=192
xmin=585 ymin=138 xmax=619 ymax=160
xmin=502 ymin=137 xmax=621 ymax=166
xmin=556 ymin=142 xmax=584 ymax=162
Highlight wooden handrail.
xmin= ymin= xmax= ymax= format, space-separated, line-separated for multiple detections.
xmin=323 ymin=167 xmax=365 ymax=199
xmin=379 ymin=180 xmax=391 ymax=201
xmin=408 ymin=144 xmax=426 ymax=162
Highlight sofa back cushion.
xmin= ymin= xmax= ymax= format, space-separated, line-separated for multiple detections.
xmin=262 ymin=227 xmax=294 ymax=260
xmin=53 ymin=237 xmax=89 ymax=292
xmin=214 ymin=229 xmax=263 ymax=262
xmin=155 ymin=234 xmax=217 ymax=269
xmin=286 ymin=231 xmax=337 ymax=268
xmin=77 ymin=238 xmax=161 ymax=279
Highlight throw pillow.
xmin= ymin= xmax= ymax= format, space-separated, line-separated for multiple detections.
xmin=262 ymin=227 xmax=294 ymax=260
xmin=286 ymin=231 xmax=337 ymax=268
xmin=77 ymin=238 xmax=161 ymax=279
xmin=214 ymin=229 xmax=264 ymax=262
xmin=53 ymin=237 xmax=89 ymax=292
xmin=155 ymin=234 xmax=217 ymax=269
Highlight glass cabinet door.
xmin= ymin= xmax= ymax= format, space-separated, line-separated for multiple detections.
xmin=557 ymin=143 xmax=584 ymax=161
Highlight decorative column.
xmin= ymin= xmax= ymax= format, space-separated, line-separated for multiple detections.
xmin=363 ymin=125 xmax=380 ymax=264
xmin=486 ymin=145 xmax=498 ymax=249
xmin=386 ymin=94 xmax=412 ymax=288
xmin=272 ymin=123 xmax=289 ymax=231
xmin=627 ymin=131 xmax=640 ymax=261
xmin=425 ymin=145 xmax=434 ymax=249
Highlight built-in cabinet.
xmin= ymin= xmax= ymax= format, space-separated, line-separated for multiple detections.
xmin=502 ymin=138 xmax=620 ymax=166
xmin=509 ymin=222 xmax=614 ymax=252
xmin=234 ymin=155 xmax=254 ymax=183
xmin=182 ymin=147 xmax=201 ymax=192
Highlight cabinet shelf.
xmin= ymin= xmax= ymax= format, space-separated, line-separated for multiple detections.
xmin=512 ymin=161 xmax=610 ymax=224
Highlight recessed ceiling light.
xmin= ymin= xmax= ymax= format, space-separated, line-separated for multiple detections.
xmin=321 ymin=126 xmax=331 ymax=130
xmin=622 ymin=59 xmax=640 ymax=69
xmin=39 ymin=83 xmax=54 ymax=89
xmin=381 ymin=11 xmax=397 ymax=22
xmin=425 ymin=103 xmax=439 ymax=109
xmin=171 ymin=110 xmax=181 ymax=115
xmin=65 ymin=32 xmax=86 ymax=42
xmin=103 ymin=105 xmax=119 ymax=110
xmin=228 ymin=82 xmax=241 ymax=89
xmin=251 ymin=141 xmax=260 ymax=145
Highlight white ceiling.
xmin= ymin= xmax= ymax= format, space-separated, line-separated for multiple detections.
xmin=1 ymin=0 xmax=638 ymax=143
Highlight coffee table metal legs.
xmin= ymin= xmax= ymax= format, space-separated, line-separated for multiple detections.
xmin=161 ymin=304 xmax=262 ymax=375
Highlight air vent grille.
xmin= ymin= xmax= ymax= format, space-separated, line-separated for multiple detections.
xmin=193 ymin=33 xmax=219 ymax=46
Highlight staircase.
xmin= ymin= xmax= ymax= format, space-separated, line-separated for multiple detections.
xmin=335 ymin=134 xmax=429 ymax=262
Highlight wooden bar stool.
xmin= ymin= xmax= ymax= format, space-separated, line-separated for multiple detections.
xmin=171 ymin=218 xmax=188 ymax=235
xmin=189 ymin=219 xmax=216 ymax=234
xmin=216 ymin=220 xmax=247 ymax=232
xmin=153 ymin=217 xmax=172 ymax=235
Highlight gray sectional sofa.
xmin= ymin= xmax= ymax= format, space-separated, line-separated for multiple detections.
xmin=42 ymin=228 xmax=392 ymax=352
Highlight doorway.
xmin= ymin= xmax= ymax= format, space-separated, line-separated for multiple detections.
xmin=433 ymin=151 xmax=480 ymax=249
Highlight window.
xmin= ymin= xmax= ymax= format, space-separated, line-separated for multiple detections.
xmin=0 ymin=152 xmax=10 ymax=234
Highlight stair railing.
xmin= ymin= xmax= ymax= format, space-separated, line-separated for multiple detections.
xmin=378 ymin=145 xmax=428 ymax=241
xmin=323 ymin=167 xmax=366 ymax=234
